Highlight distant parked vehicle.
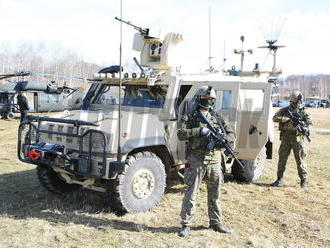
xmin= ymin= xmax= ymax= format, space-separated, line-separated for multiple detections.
xmin=305 ymin=100 xmax=319 ymax=108
xmin=319 ymin=99 xmax=330 ymax=108
xmin=273 ymin=100 xmax=290 ymax=107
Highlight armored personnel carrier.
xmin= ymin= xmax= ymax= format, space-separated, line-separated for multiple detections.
xmin=18 ymin=23 xmax=276 ymax=215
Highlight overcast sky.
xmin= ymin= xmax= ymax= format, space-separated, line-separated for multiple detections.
xmin=0 ymin=0 xmax=329 ymax=75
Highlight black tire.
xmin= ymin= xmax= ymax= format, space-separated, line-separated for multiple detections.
xmin=5 ymin=112 xmax=14 ymax=119
xmin=231 ymin=147 xmax=267 ymax=183
xmin=107 ymin=151 xmax=166 ymax=215
xmin=37 ymin=165 xmax=79 ymax=194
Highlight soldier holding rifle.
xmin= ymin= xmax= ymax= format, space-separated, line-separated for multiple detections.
xmin=177 ymin=86 xmax=236 ymax=237
xmin=271 ymin=91 xmax=312 ymax=189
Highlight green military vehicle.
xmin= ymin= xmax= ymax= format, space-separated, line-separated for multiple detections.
xmin=18 ymin=25 xmax=277 ymax=215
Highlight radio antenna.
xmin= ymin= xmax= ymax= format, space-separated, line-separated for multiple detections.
xmin=208 ymin=6 xmax=214 ymax=71
xmin=258 ymin=16 xmax=286 ymax=76
xmin=222 ymin=40 xmax=227 ymax=70
xmin=117 ymin=0 xmax=123 ymax=163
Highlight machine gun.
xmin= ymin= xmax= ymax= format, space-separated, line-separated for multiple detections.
xmin=197 ymin=111 xmax=245 ymax=169
xmin=115 ymin=17 xmax=149 ymax=36
xmin=287 ymin=110 xmax=311 ymax=142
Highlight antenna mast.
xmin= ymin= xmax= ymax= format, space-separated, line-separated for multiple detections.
xmin=117 ymin=0 xmax=123 ymax=163
xmin=208 ymin=6 xmax=213 ymax=71
xmin=223 ymin=40 xmax=227 ymax=70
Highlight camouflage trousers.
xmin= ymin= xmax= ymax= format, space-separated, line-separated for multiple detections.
xmin=180 ymin=154 xmax=223 ymax=226
xmin=277 ymin=135 xmax=308 ymax=180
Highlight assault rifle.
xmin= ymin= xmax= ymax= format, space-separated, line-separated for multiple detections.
xmin=287 ymin=110 xmax=311 ymax=142
xmin=197 ymin=111 xmax=245 ymax=169
xmin=115 ymin=17 xmax=150 ymax=36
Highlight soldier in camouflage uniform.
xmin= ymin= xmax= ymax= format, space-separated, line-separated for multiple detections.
xmin=271 ymin=91 xmax=312 ymax=189
xmin=177 ymin=86 xmax=236 ymax=237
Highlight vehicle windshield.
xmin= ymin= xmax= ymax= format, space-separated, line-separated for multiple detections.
xmin=92 ymin=84 xmax=167 ymax=108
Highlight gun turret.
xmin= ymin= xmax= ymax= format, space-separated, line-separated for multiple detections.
xmin=114 ymin=17 xmax=183 ymax=71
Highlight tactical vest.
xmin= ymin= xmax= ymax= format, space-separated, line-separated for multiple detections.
xmin=186 ymin=111 xmax=222 ymax=161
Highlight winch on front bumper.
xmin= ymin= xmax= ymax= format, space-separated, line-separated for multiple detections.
xmin=17 ymin=115 xmax=123 ymax=179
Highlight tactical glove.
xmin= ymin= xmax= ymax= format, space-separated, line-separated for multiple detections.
xmin=281 ymin=116 xmax=290 ymax=123
xmin=200 ymin=127 xmax=212 ymax=137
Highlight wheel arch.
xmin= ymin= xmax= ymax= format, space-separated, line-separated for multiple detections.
xmin=127 ymin=145 xmax=174 ymax=172
xmin=128 ymin=145 xmax=174 ymax=172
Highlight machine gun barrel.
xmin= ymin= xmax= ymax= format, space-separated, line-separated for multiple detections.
xmin=197 ymin=111 xmax=245 ymax=169
xmin=115 ymin=17 xmax=149 ymax=36
xmin=287 ymin=110 xmax=311 ymax=142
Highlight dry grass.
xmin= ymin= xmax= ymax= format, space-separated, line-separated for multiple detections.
xmin=0 ymin=110 xmax=329 ymax=248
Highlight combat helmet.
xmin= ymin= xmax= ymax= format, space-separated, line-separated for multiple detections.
xmin=289 ymin=91 xmax=303 ymax=108
xmin=196 ymin=86 xmax=216 ymax=109
xmin=289 ymin=91 xmax=303 ymax=103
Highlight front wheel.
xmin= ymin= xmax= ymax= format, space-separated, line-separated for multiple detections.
xmin=107 ymin=151 xmax=166 ymax=215
xmin=231 ymin=147 xmax=267 ymax=183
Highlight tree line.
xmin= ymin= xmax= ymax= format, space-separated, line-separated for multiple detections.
xmin=1 ymin=41 xmax=329 ymax=99
xmin=279 ymin=74 xmax=330 ymax=100
xmin=0 ymin=41 xmax=102 ymax=90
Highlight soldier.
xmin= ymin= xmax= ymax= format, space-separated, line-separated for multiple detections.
xmin=17 ymin=93 xmax=29 ymax=122
xmin=177 ymin=86 xmax=236 ymax=237
xmin=271 ymin=91 xmax=312 ymax=189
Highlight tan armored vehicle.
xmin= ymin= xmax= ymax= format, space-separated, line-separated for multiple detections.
xmin=18 ymin=24 xmax=277 ymax=215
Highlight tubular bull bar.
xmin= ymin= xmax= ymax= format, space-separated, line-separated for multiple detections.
xmin=17 ymin=115 xmax=117 ymax=178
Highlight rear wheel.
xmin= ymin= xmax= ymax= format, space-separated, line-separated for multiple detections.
xmin=231 ymin=147 xmax=267 ymax=183
xmin=37 ymin=165 xmax=79 ymax=194
xmin=5 ymin=112 xmax=14 ymax=119
xmin=107 ymin=151 xmax=166 ymax=215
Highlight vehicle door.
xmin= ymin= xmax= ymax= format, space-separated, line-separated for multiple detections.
xmin=235 ymin=82 xmax=272 ymax=160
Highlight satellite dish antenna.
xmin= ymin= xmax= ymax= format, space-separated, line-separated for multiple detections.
xmin=258 ymin=16 xmax=286 ymax=76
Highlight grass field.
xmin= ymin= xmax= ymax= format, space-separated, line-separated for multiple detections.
xmin=0 ymin=109 xmax=329 ymax=248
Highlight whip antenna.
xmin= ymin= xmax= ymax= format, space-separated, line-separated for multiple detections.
xmin=117 ymin=0 xmax=123 ymax=163
xmin=208 ymin=6 xmax=213 ymax=71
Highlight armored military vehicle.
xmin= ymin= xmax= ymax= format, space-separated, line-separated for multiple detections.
xmin=17 ymin=22 xmax=277 ymax=215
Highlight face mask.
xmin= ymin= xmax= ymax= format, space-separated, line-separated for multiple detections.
xmin=199 ymin=98 xmax=215 ymax=109
xmin=292 ymin=101 xmax=302 ymax=109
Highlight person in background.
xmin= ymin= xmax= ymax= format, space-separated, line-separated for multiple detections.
xmin=271 ymin=91 xmax=312 ymax=189
xmin=17 ymin=92 xmax=29 ymax=122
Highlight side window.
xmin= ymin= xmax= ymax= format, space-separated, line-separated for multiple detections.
xmin=124 ymin=85 xmax=167 ymax=108
xmin=176 ymin=85 xmax=192 ymax=109
xmin=93 ymin=85 xmax=123 ymax=105
xmin=239 ymin=89 xmax=264 ymax=111
xmin=48 ymin=94 xmax=60 ymax=103
xmin=214 ymin=90 xmax=232 ymax=111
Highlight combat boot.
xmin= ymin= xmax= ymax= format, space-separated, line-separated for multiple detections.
xmin=271 ymin=178 xmax=284 ymax=187
xmin=178 ymin=225 xmax=190 ymax=237
xmin=209 ymin=224 xmax=231 ymax=234
xmin=300 ymin=179 xmax=308 ymax=189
